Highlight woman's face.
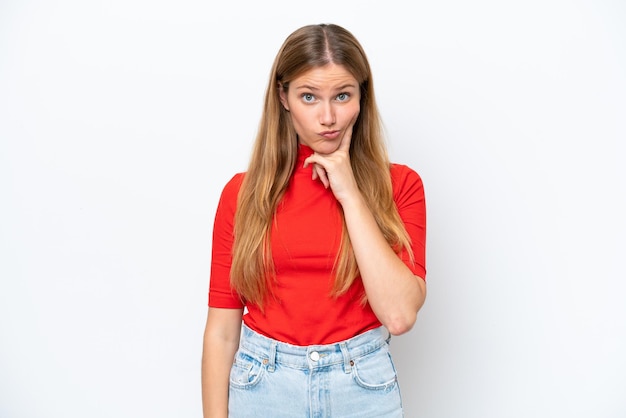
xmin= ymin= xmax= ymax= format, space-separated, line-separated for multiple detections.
xmin=279 ymin=64 xmax=361 ymax=154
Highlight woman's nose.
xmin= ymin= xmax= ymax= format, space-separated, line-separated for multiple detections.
xmin=319 ymin=103 xmax=336 ymax=126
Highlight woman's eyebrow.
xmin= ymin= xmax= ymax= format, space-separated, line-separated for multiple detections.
xmin=294 ymin=83 xmax=357 ymax=91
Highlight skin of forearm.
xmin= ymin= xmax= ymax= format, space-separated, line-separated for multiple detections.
xmin=201 ymin=317 xmax=241 ymax=418
xmin=341 ymin=193 xmax=426 ymax=335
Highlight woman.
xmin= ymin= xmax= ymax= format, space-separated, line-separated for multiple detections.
xmin=202 ymin=23 xmax=426 ymax=417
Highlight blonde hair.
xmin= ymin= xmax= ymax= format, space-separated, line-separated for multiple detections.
xmin=231 ymin=24 xmax=413 ymax=307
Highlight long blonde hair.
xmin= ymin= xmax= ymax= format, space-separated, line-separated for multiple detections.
xmin=231 ymin=24 xmax=413 ymax=307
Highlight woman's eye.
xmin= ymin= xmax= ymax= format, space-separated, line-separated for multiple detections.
xmin=336 ymin=93 xmax=350 ymax=102
xmin=302 ymin=93 xmax=315 ymax=103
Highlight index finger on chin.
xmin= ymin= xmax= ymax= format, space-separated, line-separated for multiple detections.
xmin=339 ymin=125 xmax=353 ymax=153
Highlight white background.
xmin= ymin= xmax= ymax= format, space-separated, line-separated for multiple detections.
xmin=1 ymin=0 xmax=625 ymax=417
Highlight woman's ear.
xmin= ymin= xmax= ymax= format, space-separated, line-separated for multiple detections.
xmin=278 ymin=82 xmax=289 ymax=111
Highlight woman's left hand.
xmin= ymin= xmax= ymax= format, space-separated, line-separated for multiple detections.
xmin=303 ymin=119 xmax=360 ymax=205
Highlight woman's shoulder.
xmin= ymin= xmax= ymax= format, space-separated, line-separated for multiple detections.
xmin=390 ymin=163 xmax=423 ymax=185
xmin=224 ymin=172 xmax=246 ymax=190
xmin=389 ymin=163 xmax=425 ymax=201
xmin=218 ymin=172 xmax=246 ymax=203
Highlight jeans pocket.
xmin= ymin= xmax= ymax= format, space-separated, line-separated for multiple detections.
xmin=229 ymin=349 xmax=266 ymax=389
xmin=352 ymin=345 xmax=398 ymax=391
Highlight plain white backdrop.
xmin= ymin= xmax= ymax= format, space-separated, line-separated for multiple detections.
xmin=1 ymin=0 xmax=625 ymax=417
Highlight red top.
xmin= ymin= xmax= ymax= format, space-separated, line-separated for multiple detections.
xmin=209 ymin=144 xmax=426 ymax=346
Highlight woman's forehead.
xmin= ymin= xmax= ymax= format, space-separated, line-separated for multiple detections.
xmin=289 ymin=64 xmax=358 ymax=89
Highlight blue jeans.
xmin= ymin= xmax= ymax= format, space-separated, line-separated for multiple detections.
xmin=228 ymin=325 xmax=404 ymax=417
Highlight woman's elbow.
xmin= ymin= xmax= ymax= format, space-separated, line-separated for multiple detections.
xmin=385 ymin=292 xmax=425 ymax=335
xmin=385 ymin=312 xmax=417 ymax=336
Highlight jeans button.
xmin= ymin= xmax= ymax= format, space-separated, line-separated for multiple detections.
xmin=309 ymin=351 xmax=320 ymax=361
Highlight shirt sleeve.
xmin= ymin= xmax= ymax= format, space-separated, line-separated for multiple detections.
xmin=208 ymin=173 xmax=246 ymax=308
xmin=391 ymin=164 xmax=427 ymax=280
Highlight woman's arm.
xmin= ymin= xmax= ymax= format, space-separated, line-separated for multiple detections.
xmin=341 ymin=193 xmax=426 ymax=335
xmin=304 ymin=132 xmax=426 ymax=336
xmin=201 ymin=307 xmax=243 ymax=418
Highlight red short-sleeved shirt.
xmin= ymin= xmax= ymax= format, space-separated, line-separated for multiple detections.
xmin=209 ymin=145 xmax=426 ymax=346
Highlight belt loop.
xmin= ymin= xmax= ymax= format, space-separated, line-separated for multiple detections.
xmin=267 ymin=341 xmax=277 ymax=372
xmin=339 ymin=342 xmax=351 ymax=374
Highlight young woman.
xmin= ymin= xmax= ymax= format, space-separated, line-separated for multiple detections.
xmin=201 ymin=23 xmax=427 ymax=417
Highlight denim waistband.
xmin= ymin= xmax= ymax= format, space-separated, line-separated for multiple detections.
xmin=238 ymin=325 xmax=391 ymax=372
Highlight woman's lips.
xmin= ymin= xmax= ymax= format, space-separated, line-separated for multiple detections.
xmin=319 ymin=130 xmax=340 ymax=140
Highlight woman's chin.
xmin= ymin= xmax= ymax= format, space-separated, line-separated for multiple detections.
xmin=308 ymin=140 xmax=341 ymax=155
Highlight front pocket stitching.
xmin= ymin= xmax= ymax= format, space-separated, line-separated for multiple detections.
xmin=351 ymin=350 xmax=398 ymax=391
xmin=229 ymin=353 xmax=266 ymax=389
